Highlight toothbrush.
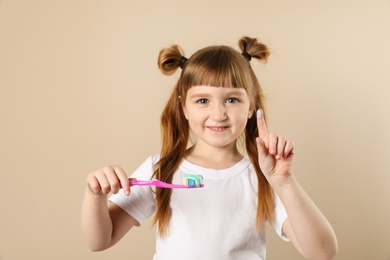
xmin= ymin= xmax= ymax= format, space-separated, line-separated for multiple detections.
xmin=129 ymin=174 xmax=204 ymax=189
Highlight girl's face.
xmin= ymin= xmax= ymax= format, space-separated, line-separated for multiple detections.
xmin=182 ymin=85 xmax=253 ymax=151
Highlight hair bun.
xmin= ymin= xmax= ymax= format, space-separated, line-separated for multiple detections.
xmin=158 ymin=45 xmax=186 ymax=75
xmin=238 ymin=36 xmax=270 ymax=62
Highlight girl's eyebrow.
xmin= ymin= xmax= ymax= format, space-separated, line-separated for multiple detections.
xmin=188 ymin=93 xmax=211 ymax=99
xmin=188 ymin=90 xmax=246 ymax=99
xmin=224 ymin=90 xmax=246 ymax=96
xmin=189 ymin=93 xmax=212 ymax=99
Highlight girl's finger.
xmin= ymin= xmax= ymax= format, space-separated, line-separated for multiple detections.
xmin=113 ymin=166 xmax=130 ymax=196
xmin=95 ymin=170 xmax=111 ymax=194
xmin=87 ymin=174 xmax=101 ymax=194
xmin=102 ymin=166 xmax=126 ymax=195
xmin=268 ymin=132 xmax=278 ymax=156
xmin=256 ymin=109 xmax=269 ymax=146
xmin=284 ymin=140 xmax=294 ymax=157
xmin=256 ymin=137 xmax=268 ymax=163
xmin=276 ymin=135 xmax=286 ymax=160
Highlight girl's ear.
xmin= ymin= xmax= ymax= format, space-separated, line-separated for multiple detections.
xmin=248 ymin=111 xmax=253 ymax=119
xmin=248 ymin=107 xmax=254 ymax=119
xmin=179 ymin=96 xmax=189 ymax=120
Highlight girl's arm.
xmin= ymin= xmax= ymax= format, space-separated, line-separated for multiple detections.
xmin=81 ymin=166 xmax=138 ymax=251
xmin=255 ymin=110 xmax=338 ymax=259
xmin=277 ymin=177 xmax=338 ymax=259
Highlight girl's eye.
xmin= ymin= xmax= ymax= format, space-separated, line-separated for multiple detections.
xmin=196 ymin=99 xmax=208 ymax=104
xmin=226 ymin=97 xmax=238 ymax=103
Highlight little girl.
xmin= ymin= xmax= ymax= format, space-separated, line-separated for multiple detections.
xmin=81 ymin=36 xmax=338 ymax=259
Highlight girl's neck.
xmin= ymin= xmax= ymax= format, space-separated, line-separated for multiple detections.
xmin=185 ymin=142 xmax=243 ymax=170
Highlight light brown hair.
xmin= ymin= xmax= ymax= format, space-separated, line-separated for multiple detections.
xmin=153 ymin=36 xmax=273 ymax=237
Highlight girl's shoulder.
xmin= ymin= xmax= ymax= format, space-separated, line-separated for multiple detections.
xmin=129 ymin=154 xmax=161 ymax=179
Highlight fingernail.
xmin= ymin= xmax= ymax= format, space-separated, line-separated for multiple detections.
xmin=257 ymin=109 xmax=263 ymax=119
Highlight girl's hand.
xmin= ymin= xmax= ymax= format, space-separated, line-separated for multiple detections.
xmin=86 ymin=166 xmax=131 ymax=196
xmin=256 ymin=109 xmax=295 ymax=186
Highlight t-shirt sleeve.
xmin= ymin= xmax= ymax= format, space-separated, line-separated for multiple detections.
xmin=271 ymin=193 xmax=290 ymax=241
xmin=108 ymin=155 xmax=158 ymax=226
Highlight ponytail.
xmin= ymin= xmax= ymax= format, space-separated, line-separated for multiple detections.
xmin=239 ymin=36 xmax=275 ymax=228
xmin=153 ymin=44 xmax=189 ymax=237
xmin=158 ymin=44 xmax=187 ymax=75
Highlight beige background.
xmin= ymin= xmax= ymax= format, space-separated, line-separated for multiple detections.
xmin=1 ymin=1 xmax=389 ymax=259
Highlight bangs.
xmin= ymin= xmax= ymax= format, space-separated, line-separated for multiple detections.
xmin=179 ymin=46 xmax=252 ymax=95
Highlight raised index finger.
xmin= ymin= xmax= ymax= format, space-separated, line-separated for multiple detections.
xmin=257 ymin=109 xmax=269 ymax=141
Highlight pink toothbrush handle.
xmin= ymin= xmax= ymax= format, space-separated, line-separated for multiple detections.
xmin=129 ymin=179 xmax=188 ymax=189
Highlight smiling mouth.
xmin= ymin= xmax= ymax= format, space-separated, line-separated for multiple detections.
xmin=207 ymin=126 xmax=228 ymax=132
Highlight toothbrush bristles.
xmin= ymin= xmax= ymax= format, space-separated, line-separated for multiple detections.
xmin=184 ymin=174 xmax=204 ymax=188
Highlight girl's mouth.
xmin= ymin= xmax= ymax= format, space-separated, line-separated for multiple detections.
xmin=207 ymin=126 xmax=228 ymax=132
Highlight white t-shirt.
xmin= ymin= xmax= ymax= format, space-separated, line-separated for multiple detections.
xmin=109 ymin=155 xmax=289 ymax=260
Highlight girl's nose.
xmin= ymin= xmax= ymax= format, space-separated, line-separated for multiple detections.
xmin=211 ymin=104 xmax=227 ymax=121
